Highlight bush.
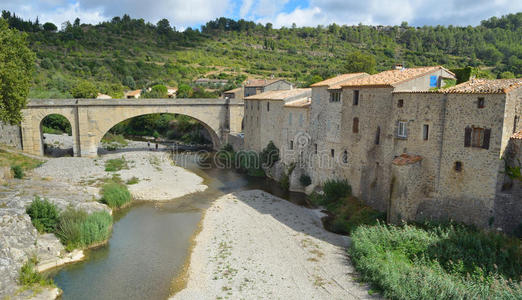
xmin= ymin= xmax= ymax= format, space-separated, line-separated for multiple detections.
xmin=350 ymin=222 xmax=522 ymax=299
xmin=100 ymin=182 xmax=132 ymax=208
xmin=299 ymin=174 xmax=311 ymax=186
xmin=126 ymin=176 xmax=139 ymax=185
xmin=56 ymin=209 xmax=113 ymax=251
xmin=26 ymin=196 xmax=60 ymax=233
xmin=323 ymin=179 xmax=351 ymax=204
xmin=11 ymin=165 xmax=24 ymax=179
xmin=104 ymin=157 xmax=128 ymax=172
xmin=260 ymin=141 xmax=279 ymax=168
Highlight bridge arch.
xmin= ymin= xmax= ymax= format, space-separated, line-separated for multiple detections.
xmin=96 ymin=112 xmax=221 ymax=151
xmin=40 ymin=113 xmax=75 ymax=156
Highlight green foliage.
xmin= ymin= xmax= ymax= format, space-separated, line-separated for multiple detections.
xmin=323 ymin=179 xmax=351 ymax=204
xmin=71 ymin=80 xmax=97 ymax=98
xmin=344 ymin=51 xmax=376 ymax=74
xmin=41 ymin=114 xmax=72 ymax=135
xmin=221 ymin=143 xmax=234 ymax=152
xmin=260 ymin=141 xmax=279 ymax=168
xmin=26 ymin=196 xmax=60 ymax=233
xmin=11 ymin=164 xmax=24 ymax=179
xmin=0 ymin=18 xmax=35 ymax=124
xmin=101 ymin=133 xmax=128 ymax=151
xmin=177 ymin=84 xmax=193 ymax=98
xmin=299 ymin=174 xmax=311 ymax=186
xmin=499 ymin=71 xmax=515 ymax=79
xmin=126 ymin=176 xmax=139 ymax=185
xmin=42 ymin=22 xmax=57 ymax=32
xmin=104 ymin=157 xmax=128 ymax=172
xmin=100 ymin=182 xmax=132 ymax=208
xmin=55 ymin=209 xmax=112 ymax=251
xmin=19 ymin=255 xmax=53 ymax=288
xmin=350 ymin=222 xmax=522 ymax=299
xmin=143 ymin=84 xmax=168 ymax=98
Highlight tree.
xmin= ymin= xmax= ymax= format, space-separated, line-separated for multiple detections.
xmin=71 ymin=80 xmax=97 ymax=98
xmin=344 ymin=51 xmax=376 ymax=74
xmin=177 ymin=84 xmax=193 ymax=98
xmin=499 ymin=71 xmax=515 ymax=79
xmin=42 ymin=22 xmax=57 ymax=32
xmin=156 ymin=19 xmax=173 ymax=35
xmin=0 ymin=19 xmax=35 ymax=124
xmin=143 ymin=84 xmax=168 ymax=98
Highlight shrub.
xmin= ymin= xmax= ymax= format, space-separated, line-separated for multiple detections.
xmin=299 ymin=174 xmax=311 ymax=186
xmin=104 ymin=157 xmax=128 ymax=172
xmin=100 ymin=182 xmax=132 ymax=208
xmin=350 ymin=222 xmax=522 ymax=299
xmin=221 ymin=143 xmax=234 ymax=152
xmin=19 ymin=256 xmax=53 ymax=288
xmin=323 ymin=179 xmax=351 ymax=204
xmin=260 ymin=141 xmax=279 ymax=168
xmin=55 ymin=209 xmax=113 ymax=251
xmin=11 ymin=165 xmax=24 ymax=179
xmin=126 ymin=176 xmax=139 ymax=185
xmin=26 ymin=196 xmax=60 ymax=233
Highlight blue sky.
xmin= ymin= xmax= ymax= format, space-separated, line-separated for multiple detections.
xmin=1 ymin=0 xmax=520 ymax=30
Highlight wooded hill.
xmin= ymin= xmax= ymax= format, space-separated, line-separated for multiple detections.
xmin=2 ymin=11 xmax=521 ymax=98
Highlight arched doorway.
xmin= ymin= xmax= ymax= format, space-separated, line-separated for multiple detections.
xmin=40 ymin=114 xmax=74 ymax=157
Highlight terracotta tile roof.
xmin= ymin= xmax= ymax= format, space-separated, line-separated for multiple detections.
xmin=224 ymin=87 xmax=242 ymax=94
xmin=125 ymin=89 xmax=141 ymax=96
xmin=310 ymin=73 xmax=368 ymax=88
xmin=340 ymin=66 xmax=452 ymax=88
xmin=244 ymin=79 xmax=288 ymax=87
xmin=443 ymin=79 xmax=522 ymax=94
xmin=392 ymin=154 xmax=423 ymax=166
xmin=284 ymin=97 xmax=311 ymax=108
xmin=245 ymin=88 xmax=311 ymax=101
xmin=511 ymin=130 xmax=522 ymax=140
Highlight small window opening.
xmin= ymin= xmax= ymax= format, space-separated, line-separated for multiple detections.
xmin=455 ymin=161 xmax=462 ymax=172
xmin=353 ymin=90 xmax=359 ymax=105
xmin=477 ymin=97 xmax=485 ymax=109
xmin=423 ymin=124 xmax=429 ymax=140
xmin=398 ymin=99 xmax=404 ymax=108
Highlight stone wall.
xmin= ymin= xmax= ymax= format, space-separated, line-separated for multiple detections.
xmin=0 ymin=121 xmax=22 ymax=149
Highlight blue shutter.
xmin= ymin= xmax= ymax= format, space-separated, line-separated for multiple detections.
xmin=430 ymin=75 xmax=437 ymax=87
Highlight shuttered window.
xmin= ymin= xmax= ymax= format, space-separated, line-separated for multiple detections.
xmin=398 ymin=121 xmax=407 ymax=138
xmin=353 ymin=118 xmax=359 ymax=133
xmin=465 ymin=126 xmax=491 ymax=149
xmin=375 ymin=126 xmax=381 ymax=145
xmin=353 ymin=90 xmax=359 ymax=105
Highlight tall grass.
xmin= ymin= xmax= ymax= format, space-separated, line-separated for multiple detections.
xmin=19 ymin=256 xmax=54 ymax=288
xmin=100 ymin=182 xmax=132 ymax=208
xmin=350 ymin=222 xmax=522 ymax=299
xmin=55 ymin=209 xmax=112 ymax=251
xmin=11 ymin=165 xmax=24 ymax=179
xmin=104 ymin=156 xmax=129 ymax=172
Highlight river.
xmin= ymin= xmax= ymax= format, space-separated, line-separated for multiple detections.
xmin=48 ymin=152 xmax=307 ymax=300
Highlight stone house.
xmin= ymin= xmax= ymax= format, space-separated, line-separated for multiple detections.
xmin=243 ymin=79 xmax=293 ymax=98
xmin=125 ymin=89 xmax=142 ymax=99
xmin=242 ymin=64 xmax=522 ymax=231
xmin=243 ymin=88 xmax=311 ymax=157
xmin=166 ymin=86 xmax=177 ymax=98
xmin=223 ymin=87 xmax=243 ymax=100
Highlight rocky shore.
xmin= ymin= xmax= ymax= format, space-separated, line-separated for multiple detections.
xmin=172 ymin=190 xmax=378 ymax=300
xmin=0 ymin=141 xmax=207 ymax=299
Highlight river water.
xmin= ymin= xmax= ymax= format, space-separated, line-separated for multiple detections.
xmin=49 ymin=152 xmax=306 ymax=300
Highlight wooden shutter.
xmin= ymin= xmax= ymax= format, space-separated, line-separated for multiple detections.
xmin=482 ymin=128 xmax=491 ymax=149
xmin=464 ymin=127 xmax=471 ymax=147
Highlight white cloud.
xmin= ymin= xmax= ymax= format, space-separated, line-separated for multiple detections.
xmin=239 ymin=0 xmax=254 ymax=18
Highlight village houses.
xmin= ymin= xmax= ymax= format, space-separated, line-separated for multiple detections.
xmin=243 ymin=66 xmax=522 ymax=233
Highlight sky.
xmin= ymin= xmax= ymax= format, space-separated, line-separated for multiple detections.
xmin=1 ymin=0 xmax=521 ymax=30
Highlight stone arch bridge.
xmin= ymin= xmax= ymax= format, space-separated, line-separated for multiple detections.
xmin=21 ymin=98 xmax=244 ymax=157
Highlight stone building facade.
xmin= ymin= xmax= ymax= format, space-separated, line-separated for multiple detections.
xmin=243 ymin=79 xmax=293 ymax=98
xmin=0 ymin=121 xmax=22 ymax=149
xmin=242 ymin=65 xmax=522 ymax=232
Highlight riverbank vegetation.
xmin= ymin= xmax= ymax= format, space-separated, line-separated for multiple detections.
xmin=100 ymin=182 xmax=132 ymax=209
xmin=309 ymin=180 xmax=385 ymax=235
xmin=2 ymin=12 xmax=520 ymax=100
xmin=0 ymin=148 xmax=43 ymax=173
xmin=26 ymin=196 xmax=113 ymax=251
xmin=18 ymin=256 xmax=54 ymax=291
xmin=215 ymin=142 xmax=282 ymax=178
xmin=104 ymin=157 xmax=129 ymax=172
xmin=350 ymin=222 xmax=522 ymax=299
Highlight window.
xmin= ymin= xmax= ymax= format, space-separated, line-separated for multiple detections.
xmin=423 ymin=124 xmax=429 ymax=140
xmin=477 ymin=97 xmax=485 ymax=109
xmin=257 ymin=101 xmax=260 ymax=110
xmin=455 ymin=161 xmax=462 ymax=172
xmin=398 ymin=121 xmax=408 ymax=138
xmin=267 ymin=102 xmax=270 ymax=111
xmin=430 ymin=75 xmax=438 ymax=88
xmin=375 ymin=127 xmax=381 ymax=145
xmin=398 ymin=99 xmax=404 ymax=108
xmin=342 ymin=150 xmax=348 ymax=163
xmin=290 ymin=140 xmax=294 ymax=150
xmin=353 ymin=90 xmax=359 ymax=105
xmin=299 ymin=114 xmax=303 ymax=126
xmin=464 ymin=126 xmax=491 ymax=149
xmin=514 ymin=115 xmax=519 ymax=133
xmin=330 ymin=91 xmax=341 ymax=102
xmin=353 ymin=117 xmax=359 ymax=133
xmin=314 ymin=143 xmax=318 ymax=154
xmin=331 ymin=149 xmax=335 ymax=158
xmin=288 ymin=113 xmax=292 ymax=125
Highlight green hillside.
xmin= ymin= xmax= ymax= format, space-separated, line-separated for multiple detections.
xmin=2 ymin=11 xmax=522 ymax=99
